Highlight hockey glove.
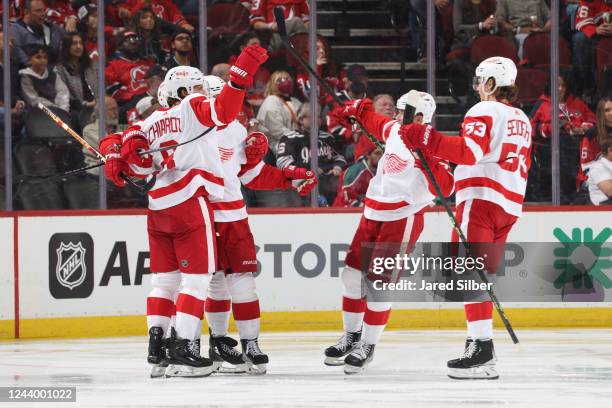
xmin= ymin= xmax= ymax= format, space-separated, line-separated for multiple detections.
xmin=244 ymin=131 xmax=269 ymax=165
xmin=399 ymin=123 xmax=442 ymax=153
xmin=100 ymin=133 xmax=129 ymax=187
xmin=120 ymin=128 xmax=152 ymax=169
xmin=229 ymin=44 xmax=269 ymax=89
xmin=340 ymin=98 xmax=374 ymax=119
xmin=283 ymin=165 xmax=318 ymax=196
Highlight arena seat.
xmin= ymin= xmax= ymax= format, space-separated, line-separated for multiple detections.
xmin=63 ymin=175 xmax=99 ymax=209
xmin=470 ymin=35 xmax=518 ymax=65
xmin=25 ymin=106 xmax=73 ymax=140
xmin=597 ymin=37 xmax=612 ymax=87
xmin=16 ymin=179 xmax=64 ymax=209
xmin=523 ymin=33 xmax=571 ymax=69
xmin=14 ymin=142 xmax=57 ymax=177
xmin=516 ymin=68 xmax=548 ymax=106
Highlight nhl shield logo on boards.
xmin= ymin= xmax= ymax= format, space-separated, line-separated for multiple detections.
xmin=49 ymin=233 xmax=94 ymax=299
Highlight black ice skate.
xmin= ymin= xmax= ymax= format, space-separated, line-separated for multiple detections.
xmin=241 ymin=338 xmax=269 ymax=375
xmin=447 ymin=339 xmax=499 ymax=380
xmin=147 ymin=327 xmax=168 ymax=378
xmin=324 ymin=331 xmax=361 ymax=366
xmin=343 ymin=341 xmax=375 ymax=374
xmin=166 ymin=338 xmax=213 ymax=377
xmin=209 ymin=333 xmax=246 ymax=374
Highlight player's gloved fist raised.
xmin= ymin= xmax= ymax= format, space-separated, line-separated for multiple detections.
xmin=244 ymin=131 xmax=269 ymax=164
xmin=399 ymin=123 xmax=442 ymax=152
xmin=100 ymin=133 xmax=129 ymax=187
xmin=283 ymin=165 xmax=318 ymax=196
xmin=340 ymin=98 xmax=374 ymax=119
xmin=120 ymin=129 xmax=152 ymax=169
xmin=229 ymin=44 xmax=269 ymax=89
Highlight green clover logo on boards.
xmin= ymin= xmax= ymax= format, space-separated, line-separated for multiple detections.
xmin=553 ymin=227 xmax=612 ymax=289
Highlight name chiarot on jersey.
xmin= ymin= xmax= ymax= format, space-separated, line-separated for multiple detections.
xmin=146 ymin=115 xmax=183 ymax=144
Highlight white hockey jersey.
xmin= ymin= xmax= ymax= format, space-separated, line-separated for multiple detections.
xmin=126 ymin=93 xmax=226 ymax=210
xmin=363 ymin=120 xmax=445 ymax=222
xmin=453 ymin=101 xmax=532 ymax=217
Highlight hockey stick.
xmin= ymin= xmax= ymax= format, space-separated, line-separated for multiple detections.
xmin=272 ymin=7 xmax=384 ymax=152
xmin=399 ymin=93 xmax=519 ymax=344
xmin=37 ymin=103 xmax=150 ymax=194
xmin=272 ymin=10 xmax=520 ymax=343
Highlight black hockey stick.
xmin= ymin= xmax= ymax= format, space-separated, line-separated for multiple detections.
xmin=399 ymin=96 xmax=519 ymax=344
xmin=273 ymin=7 xmax=384 ymax=152
xmin=273 ymin=9 xmax=519 ymax=343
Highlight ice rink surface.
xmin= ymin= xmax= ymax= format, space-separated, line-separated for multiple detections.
xmin=2 ymin=330 xmax=612 ymax=408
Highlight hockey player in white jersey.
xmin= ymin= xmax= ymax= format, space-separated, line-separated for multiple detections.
xmin=400 ymin=57 xmax=533 ymax=380
xmin=102 ymin=45 xmax=269 ymax=378
xmin=199 ymin=75 xmax=317 ymax=375
xmin=324 ymin=91 xmax=454 ymax=374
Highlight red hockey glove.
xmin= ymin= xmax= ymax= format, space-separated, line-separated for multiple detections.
xmin=100 ymin=134 xmax=128 ymax=187
xmin=283 ymin=165 xmax=318 ymax=196
xmin=120 ymin=128 xmax=152 ymax=169
xmin=229 ymin=44 xmax=269 ymax=89
xmin=340 ymin=98 xmax=374 ymax=119
xmin=399 ymin=123 xmax=442 ymax=153
xmin=244 ymin=131 xmax=269 ymax=165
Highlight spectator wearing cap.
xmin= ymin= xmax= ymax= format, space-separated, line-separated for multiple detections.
xmin=10 ymin=0 xmax=66 ymax=66
xmin=56 ymin=32 xmax=98 ymax=130
xmin=76 ymin=3 xmax=112 ymax=61
xmin=127 ymin=95 xmax=159 ymax=125
xmin=105 ymin=31 xmax=155 ymax=107
xmin=19 ymin=44 xmax=70 ymax=113
xmin=496 ymin=0 xmax=551 ymax=59
xmin=163 ymin=27 xmax=196 ymax=70
xmin=129 ymin=7 xmax=171 ymax=64
xmin=256 ymin=70 xmax=302 ymax=153
xmin=587 ymin=137 xmax=612 ymax=205
xmin=332 ymin=144 xmax=381 ymax=207
xmin=45 ymin=0 xmax=78 ymax=32
xmin=125 ymin=0 xmax=194 ymax=32
xmin=250 ymin=0 xmax=308 ymax=50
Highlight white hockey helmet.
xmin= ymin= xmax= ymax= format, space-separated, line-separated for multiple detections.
xmin=474 ymin=57 xmax=517 ymax=93
xmin=164 ymin=66 xmax=205 ymax=100
xmin=203 ymin=75 xmax=226 ymax=98
xmin=396 ymin=90 xmax=436 ymax=124
xmin=157 ymin=80 xmax=169 ymax=108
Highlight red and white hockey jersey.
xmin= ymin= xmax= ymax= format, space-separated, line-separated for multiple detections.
xmin=452 ymin=101 xmax=532 ymax=217
xmin=249 ymin=0 xmax=309 ymax=25
xmin=576 ymin=0 xmax=612 ymax=38
xmin=125 ymin=85 xmax=247 ymax=210
xmin=210 ymin=121 xmax=295 ymax=222
xmin=358 ymin=111 xmax=454 ymax=222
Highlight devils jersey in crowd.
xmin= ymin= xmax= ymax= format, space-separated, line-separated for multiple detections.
xmin=276 ymin=129 xmax=347 ymax=172
xmin=576 ymin=0 xmax=612 ymax=37
xmin=106 ymin=56 xmax=155 ymax=103
xmin=249 ymin=0 xmax=310 ymax=25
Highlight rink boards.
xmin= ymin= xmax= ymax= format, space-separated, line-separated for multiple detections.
xmin=0 ymin=207 xmax=611 ymax=339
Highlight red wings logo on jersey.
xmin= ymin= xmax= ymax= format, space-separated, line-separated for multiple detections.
xmin=219 ymin=147 xmax=234 ymax=162
xmin=382 ymin=153 xmax=408 ymax=175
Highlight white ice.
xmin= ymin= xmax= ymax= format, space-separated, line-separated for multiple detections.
xmin=1 ymin=330 xmax=612 ymax=408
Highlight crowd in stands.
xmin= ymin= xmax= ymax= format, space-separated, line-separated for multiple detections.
xmin=0 ymin=0 xmax=611 ymax=210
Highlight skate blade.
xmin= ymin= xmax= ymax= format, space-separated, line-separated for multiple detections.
xmin=324 ymin=356 xmax=345 ymax=366
xmin=165 ymin=364 xmax=213 ymax=378
xmin=343 ymin=363 xmax=367 ymax=375
xmin=150 ymin=364 xmax=167 ymax=378
xmin=212 ymin=360 xmax=247 ymax=374
xmin=447 ymin=365 xmax=499 ymax=380
xmin=245 ymin=362 xmax=267 ymax=375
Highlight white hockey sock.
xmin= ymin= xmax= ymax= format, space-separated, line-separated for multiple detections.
xmin=205 ymin=298 xmax=231 ymax=337
xmin=361 ymin=302 xmax=392 ymax=345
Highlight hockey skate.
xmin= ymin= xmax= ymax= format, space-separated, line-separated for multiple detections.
xmin=447 ymin=339 xmax=499 ymax=380
xmin=343 ymin=341 xmax=375 ymax=374
xmin=241 ymin=338 xmax=269 ymax=375
xmin=166 ymin=338 xmax=213 ymax=377
xmin=324 ymin=331 xmax=361 ymax=366
xmin=209 ymin=333 xmax=246 ymax=374
xmin=147 ymin=327 xmax=168 ymax=378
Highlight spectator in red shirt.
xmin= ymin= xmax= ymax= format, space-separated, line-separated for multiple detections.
xmin=126 ymin=0 xmax=194 ymax=32
xmin=296 ymin=35 xmax=341 ymax=107
xmin=45 ymin=0 xmax=77 ymax=32
xmin=105 ymin=31 xmax=155 ymax=107
xmin=250 ymin=0 xmax=309 ymax=50
xmin=76 ymin=4 xmax=112 ymax=61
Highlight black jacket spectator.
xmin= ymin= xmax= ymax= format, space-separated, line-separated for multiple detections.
xmin=163 ymin=28 xmax=196 ymax=70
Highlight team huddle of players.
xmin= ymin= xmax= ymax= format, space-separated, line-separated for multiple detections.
xmin=100 ymin=45 xmax=532 ymax=380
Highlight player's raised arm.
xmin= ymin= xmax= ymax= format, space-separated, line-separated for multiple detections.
xmin=339 ymin=98 xmax=395 ymax=142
